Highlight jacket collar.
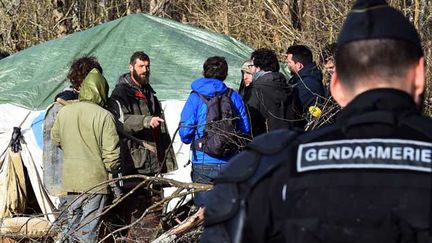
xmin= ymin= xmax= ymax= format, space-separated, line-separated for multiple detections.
xmin=253 ymin=72 xmax=287 ymax=87
xmin=118 ymin=73 xmax=156 ymax=95
xmin=190 ymin=77 xmax=227 ymax=96
xmin=336 ymin=88 xmax=419 ymax=125
xmin=252 ymin=70 xmax=272 ymax=82
xmin=297 ymin=62 xmax=321 ymax=79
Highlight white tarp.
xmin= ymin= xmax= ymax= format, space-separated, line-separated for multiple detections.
xmin=0 ymin=100 xmax=192 ymax=222
xmin=0 ymin=104 xmax=57 ymax=222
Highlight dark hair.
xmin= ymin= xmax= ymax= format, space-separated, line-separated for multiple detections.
xmin=130 ymin=51 xmax=150 ymax=65
xmin=336 ymin=39 xmax=422 ymax=87
xmin=0 ymin=51 xmax=9 ymax=60
xmin=250 ymin=48 xmax=279 ymax=72
xmin=67 ymin=56 xmax=102 ymax=89
xmin=203 ymin=56 xmax=228 ymax=81
xmin=286 ymin=45 xmax=313 ymax=65
xmin=320 ymin=43 xmax=337 ymax=64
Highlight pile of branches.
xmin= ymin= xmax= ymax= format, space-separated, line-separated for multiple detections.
xmin=51 ymin=175 xmax=212 ymax=242
xmin=0 ymin=175 xmax=211 ymax=242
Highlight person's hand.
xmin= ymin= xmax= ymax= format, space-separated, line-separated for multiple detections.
xmin=150 ymin=117 xmax=164 ymax=128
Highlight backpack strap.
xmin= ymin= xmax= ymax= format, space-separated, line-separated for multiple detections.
xmin=225 ymin=88 xmax=233 ymax=98
xmin=190 ymin=91 xmax=205 ymax=161
xmin=114 ymin=99 xmax=125 ymax=123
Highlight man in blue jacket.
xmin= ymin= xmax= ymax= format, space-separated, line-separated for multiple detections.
xmin=179 ymin=56 xmax=250 ymax=208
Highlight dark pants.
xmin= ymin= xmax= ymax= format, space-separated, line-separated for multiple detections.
xmin=191 ymin=163 xmax=227 ymax=207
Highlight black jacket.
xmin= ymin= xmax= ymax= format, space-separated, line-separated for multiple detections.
xmin=245 ymin=71 xmax=295 ymax=137
xmin=54 ymin=87 xmax=79 ymax=101
xmin=202 ymin=88 xmax=432 ymax=243
xmin=108 ymin=73 xmax=177 ymax=175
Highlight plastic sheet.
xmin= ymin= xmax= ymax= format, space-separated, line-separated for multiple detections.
xmin=0 ymin=14 xmax=253 ymax=110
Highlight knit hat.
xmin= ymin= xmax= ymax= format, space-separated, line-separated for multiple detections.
xmin=241 ymin=60 xmax=254 ymax=74
xmin=338 ymin=0 xmax=422 ymax=55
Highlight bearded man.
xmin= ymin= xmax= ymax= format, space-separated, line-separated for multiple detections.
xmin=109 ymin=51 xmax=177 ymax=177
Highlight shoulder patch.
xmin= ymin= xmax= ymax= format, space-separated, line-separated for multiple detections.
xmin=248 ymin=129 xmax=299 ymax=155
xmin=297 ymin=138 xmax=432 ymax=173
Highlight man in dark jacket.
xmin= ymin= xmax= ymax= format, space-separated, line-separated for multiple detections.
xmin=245 ymin=48 xmax=294 ymax=137
xmin=201 ymin=0 xmax=432 ymax=242
xmin=109 ymin=51 xmax=176 ymax=176
xmin=285 ymin=45 xmax=325 ymax=128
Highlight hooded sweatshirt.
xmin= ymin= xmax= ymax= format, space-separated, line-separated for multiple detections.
xmin=179 ymin=77 xmax=250 ymax=164
xmin=51 ymin=69 xmax=120 ymax=194
xmin=246 ymin=71 xmax=294 ymax=136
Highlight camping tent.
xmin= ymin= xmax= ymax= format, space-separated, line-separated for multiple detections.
xmin=0 ymin=13 xmax=253 ymax=224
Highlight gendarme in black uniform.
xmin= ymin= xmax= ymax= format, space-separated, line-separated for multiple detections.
xmin=201 ymin=0 xmax=432 ymax=242
xmin=202 ymin=89 xmax=432 ymax=243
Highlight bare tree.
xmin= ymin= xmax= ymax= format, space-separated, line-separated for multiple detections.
xmin=0 ymin=0 xmax=430 ymax=109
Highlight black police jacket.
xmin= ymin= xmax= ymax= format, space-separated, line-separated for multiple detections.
xmin=202 ymin=88 xmax=432 ymax=243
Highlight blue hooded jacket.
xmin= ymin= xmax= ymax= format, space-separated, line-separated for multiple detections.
xmin=179 ymin=77 xmax=251 ymax=164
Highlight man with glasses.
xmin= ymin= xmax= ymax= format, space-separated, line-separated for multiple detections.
xmin=244 ymin=48 xmax=295 ymax=136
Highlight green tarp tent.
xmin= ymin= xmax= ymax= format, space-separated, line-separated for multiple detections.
xmin=0 ymin=14 xmax=258 ymax=223
xmin=0 ymin=13 xmax=253 ymax=110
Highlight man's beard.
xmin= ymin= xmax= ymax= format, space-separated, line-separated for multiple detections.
xmin=132 ymin=69 xmax=149 ymax=85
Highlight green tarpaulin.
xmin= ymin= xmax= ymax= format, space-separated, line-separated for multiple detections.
xmin=0 ymin=14 xmax=254 ymax=110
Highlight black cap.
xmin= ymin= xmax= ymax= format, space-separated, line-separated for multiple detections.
xmin=338 ymin=0 xmax=423 ymax=55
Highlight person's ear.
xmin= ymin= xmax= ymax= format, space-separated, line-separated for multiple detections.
xmin=298 ymin=62 xmax=304 ymax=71
xmin=330 ymin=71 xmax=350 ymax=107
xmin=411 ymin=57 xmax=425 ymax=106
xmin=129 ymin=64 xmax=134 ymax=73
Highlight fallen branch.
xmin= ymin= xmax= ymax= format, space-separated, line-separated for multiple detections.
xmin=151 ymin=207 xmax=204 ymax=243
xmin=46 ymin=174 xmax=212 ymax=242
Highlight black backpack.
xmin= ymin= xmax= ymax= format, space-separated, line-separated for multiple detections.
xmin=193 ymin=89 xmax=248 ymax=159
